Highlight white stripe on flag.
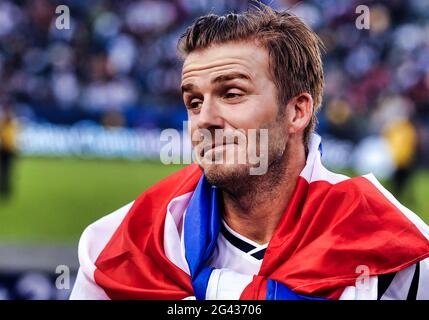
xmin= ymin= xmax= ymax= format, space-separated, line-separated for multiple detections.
xmin=70 ymin=201 xmax=133 ymax=299
xmin=164 ymin=192 xmax=193 ymax=275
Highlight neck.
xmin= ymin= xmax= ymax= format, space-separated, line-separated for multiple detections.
xmin=221 ymin=140 xmax=306 ymax=244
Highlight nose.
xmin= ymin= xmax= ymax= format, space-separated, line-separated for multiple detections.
xmin=195 ymin=97 xmax=224 ymax=130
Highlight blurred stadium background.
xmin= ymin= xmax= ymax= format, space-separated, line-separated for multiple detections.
xmin=0 ymin=0 xmax=428 ymax=299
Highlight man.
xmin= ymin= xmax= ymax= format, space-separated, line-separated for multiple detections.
xmin=70 ymin=5 xmax=429 ymax=300
xmin=0 ymin=105 xmax=18 ymax=198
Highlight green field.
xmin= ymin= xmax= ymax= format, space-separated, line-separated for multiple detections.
xmin=0 ymin=157 xmax=186 ymax=244
xmin=0 ymin=157 xmax=428 ymax=245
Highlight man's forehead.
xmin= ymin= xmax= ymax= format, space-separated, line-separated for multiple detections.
xmin=181 ymin=41 xmax=269 ymax=81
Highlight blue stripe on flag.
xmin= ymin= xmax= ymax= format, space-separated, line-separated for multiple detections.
xmin=266 ymin=279 xmax=328 ymax=300
xmin=184 ymin=175 xmax=221 ymax=300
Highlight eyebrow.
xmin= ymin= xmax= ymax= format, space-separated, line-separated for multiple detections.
xmin=181 ymin=83 xmax=196 ymax=94
xmin=211 ymin=72 xmax=251 ymax=84
xmin=181 ymin=72 xmax=251 ymax=94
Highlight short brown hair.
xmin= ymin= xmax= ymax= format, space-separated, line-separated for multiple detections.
xmin=177 ymin=3 xmax=324 ymax=146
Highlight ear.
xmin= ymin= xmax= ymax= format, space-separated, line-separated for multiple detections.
xmin=286 ymin=93 xmax=313 ymax=134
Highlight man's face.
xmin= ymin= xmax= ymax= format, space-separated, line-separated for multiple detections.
xmin=181 ymin=41 xmax=289 ymax=187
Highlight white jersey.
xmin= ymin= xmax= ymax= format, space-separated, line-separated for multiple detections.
xmin=206 ymin=219 xmax=429 ymax=300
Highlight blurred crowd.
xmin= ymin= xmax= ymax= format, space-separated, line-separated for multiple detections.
xmin=0 ymin=0 xmax=428 ymax=167
xmin=1 ymin=0 xmax=428 ymax=300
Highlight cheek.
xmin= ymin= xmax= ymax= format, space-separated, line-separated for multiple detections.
xmin=226 ymin=96 xmax=279 ymax=130
xmin=188 ymin=116 xmax=213 ymax=150
xmin=186 ymin=116 xmax=198 ymax=145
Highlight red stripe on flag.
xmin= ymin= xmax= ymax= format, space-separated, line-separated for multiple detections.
xmin=94 ymin=164 xmax=202 ymax=299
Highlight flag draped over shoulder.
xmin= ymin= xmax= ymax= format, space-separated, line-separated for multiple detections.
xmin=72 ymin=134 xmax=429 ymax=300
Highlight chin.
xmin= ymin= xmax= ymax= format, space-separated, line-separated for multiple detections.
xmin=201 ymin=162 xmax=251 ymax=187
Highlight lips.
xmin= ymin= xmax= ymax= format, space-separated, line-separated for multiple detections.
xmin=200 ymin=142 xmax=237 ymax=158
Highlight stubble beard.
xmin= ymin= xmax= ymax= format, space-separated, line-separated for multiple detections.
xmin=201 ymin=118 xmax=289 ymax=199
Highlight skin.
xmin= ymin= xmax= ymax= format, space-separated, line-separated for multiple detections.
xmin=181 ymin=40 xmax=313 ymax=244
